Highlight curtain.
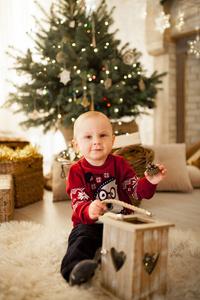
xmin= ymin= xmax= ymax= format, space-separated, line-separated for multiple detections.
xmin=0 ymin=0 xmax=66 ymax=172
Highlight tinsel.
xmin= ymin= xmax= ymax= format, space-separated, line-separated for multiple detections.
xmin=0 ymin=144 xmax=42 ymax=162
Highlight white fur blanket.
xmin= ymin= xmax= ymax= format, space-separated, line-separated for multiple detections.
xmin=0 ymin=221 xmax=199 ymax=300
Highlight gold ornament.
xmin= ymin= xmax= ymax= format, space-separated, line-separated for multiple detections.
xmin=29 ymin=98 xmax=40 ymax=120
xmin=123 ymin=51 xmax=135 ymax=65
xmin=104 ymin=78 xmax=112 ymax=89
xmin=31 ymin=109 xmax=40 ymax=120
xmin=139 ymin=78 xmax=145 ymax=91
xmin=69 ymin=20 xmax=75 ymax=28
xmin=56 ymin=51 xmax=68 ymax=63
xmin=81 ymin=95 xmax=89 ymax=107
xmin=30 ymin=62 xmax=35 ymax=69
xmin=55 ymin=118 xmax=62 ymax=129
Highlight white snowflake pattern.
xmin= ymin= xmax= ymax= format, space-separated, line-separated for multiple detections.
xmin=77 ymin=190 xmax=90 ymax=201
xmin=104 ymin=173 xmax=110 ymax=178
xmin=70 ymin=188 xmax=90 ymax=201
xmin=70 ymin=188 xmax=91 ymax=211
xmin=96 ymin=176 xmax=102 ymax=183
xmin=91 ymin=183 xmax=96 ymax=190
xmin=122 ymin=176 xmax=139 ymax=200
xmin=122 ymin=176 xmax=138 ymax=189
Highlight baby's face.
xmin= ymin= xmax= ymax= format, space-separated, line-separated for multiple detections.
xmin=73 ymin=115 xmax=115 ymax=166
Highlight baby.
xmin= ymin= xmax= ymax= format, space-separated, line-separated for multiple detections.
xmin=60 ymin=111 xmax=166 ymax=286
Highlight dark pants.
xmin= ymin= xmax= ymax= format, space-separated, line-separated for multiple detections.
xmin=60 ymin=223 xmax=103 ymax=282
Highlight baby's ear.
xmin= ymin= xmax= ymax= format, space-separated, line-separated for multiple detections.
xmin=112 ymin=135 xmax=115 ymax=145
xmin=72 ymin=139 xmax=79 ymax=151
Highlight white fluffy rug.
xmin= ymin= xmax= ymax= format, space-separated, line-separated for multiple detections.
xmin=0 ymin=221 xmax=199 ymax=300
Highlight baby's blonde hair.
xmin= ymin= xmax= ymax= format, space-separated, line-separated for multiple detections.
xmin=73 ymin=111 xmax=112 ymax=139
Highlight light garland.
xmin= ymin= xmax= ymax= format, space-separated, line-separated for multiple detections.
xmin=176 ymin=12 xmax=185 ymax=31
xmin=188 ymin=6 xmax=200 ymax=59
xmin=188 ymin=29 xmax=200 ymax=58
xmin=153 ymin=3 xmax=200 ymax=60
xmin=155 ymin=11 xmax=171 ymax=33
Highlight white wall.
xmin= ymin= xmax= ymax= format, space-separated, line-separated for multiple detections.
xmin=0 ymin=0 xmax=154 ymax=171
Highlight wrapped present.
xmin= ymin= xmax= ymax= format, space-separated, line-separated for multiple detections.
xmin=0 ymin=145 xmax=43 ymax=208
xmin=0 ymin=174 xmax=14 ymax=222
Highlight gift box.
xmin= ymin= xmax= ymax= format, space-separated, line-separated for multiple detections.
xmin=0 ymin=174 xmax=14 ymax=222
xmin=0 ymin=145 xmax=43 ymax=208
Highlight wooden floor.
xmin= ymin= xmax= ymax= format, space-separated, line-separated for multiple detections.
xmin=13 ymin=188 xmax=200 ymax=233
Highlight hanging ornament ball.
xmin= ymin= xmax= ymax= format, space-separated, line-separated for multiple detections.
xmin=56 ymin=51 xmax=68 ymax=63
xmin=139 ymin=78 xmax=146 ymax=91
xmin=81 ymin=96 xmax=89 ymax=107
xmin=104 ymin=78 xmax=112 ymax=89
xmin=31 ymin=109 xmax=40 ymax=120
xmin=59 ymin=69 xmax=71 ymax=85
xmin=30 ymin=62 xmax=35 ymax=69
xmin=58 ymin=144 xmax=81 ymax=161
xmin=16 ymin=69 xmax=22 ymax=76
xmin=69 ymin=20 xmax=75 ymax=28
xmin=123 ymin=51 xmax=135 ymax=65
xmin=55 ymin=118 xmax=62 ymax=129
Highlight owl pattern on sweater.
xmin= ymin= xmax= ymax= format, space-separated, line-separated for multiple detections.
xmin=85 ymin=172 xmax=124 ymax=213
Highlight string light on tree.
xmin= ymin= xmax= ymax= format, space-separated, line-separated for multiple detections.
xmin=5 ymin=0 xmax=166 ymax=133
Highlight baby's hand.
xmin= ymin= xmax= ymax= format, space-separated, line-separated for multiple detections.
xmin=145 ymin=164 xmax=167 ymax=185
xmin=89 ymin=200 xmax=107 ymax=220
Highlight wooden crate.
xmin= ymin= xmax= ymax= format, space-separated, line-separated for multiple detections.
xmin=0 ymin=174 xmax=14 ymax=222
xmin=99 ymin=213 xmax=174 ymax=300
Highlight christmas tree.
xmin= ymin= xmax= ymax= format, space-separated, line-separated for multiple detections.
xmin=4 ymin=0 xmax=166 ymax=134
